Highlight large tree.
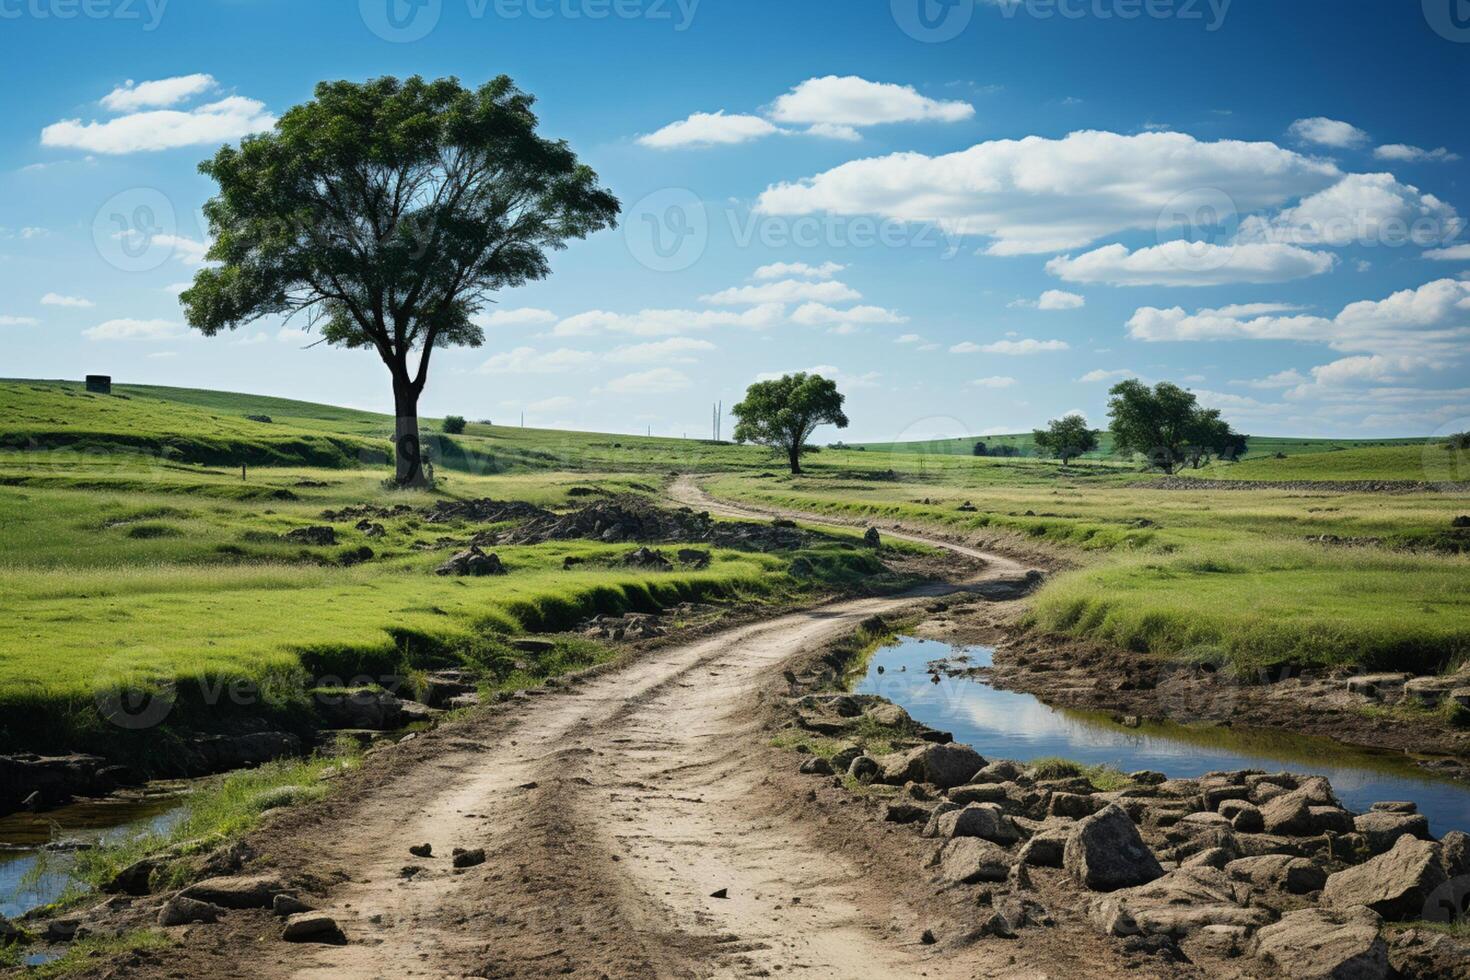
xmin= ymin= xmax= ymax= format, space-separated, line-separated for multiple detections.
xmin=1107 ymin=380 xmax=1202 ymax=474
xmin=731 ymin=373 xmax=849 ymax=475
xmin=1032 ymin=414 xmax=1099 ymax=466
xmin=182 ymin=75 xmax=620 ymax=486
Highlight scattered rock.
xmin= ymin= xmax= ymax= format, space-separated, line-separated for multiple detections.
xmin=1089 ymin=867 xmax=1270 ymax=938
xmin=878 ymin=742 xmax=985 ymax=790
xmin=1226 ymin=855 xmax=1327 ymax=895
xmin=272 ymin=894 xmax=314 ymax=916
xmin=928 ymin=803 xmax=1021 ymax=844
xmin=282 ymin=911 xmax=342 ymax=942
xmin=1322 ymin=836 xmax=1448 ymax=921
xmin=434 ymin=545 xmax=506 ymax=577
xmin=939 ymin=837 xmax=1012 ymax=884
xmin=710 ymin=888 xmax=728 ymax=899
xmin=863 ymin=527 xmax=881 ymax=548
xmin=284 ymin=526 xmax=336 ymax=546
xmin=799 ymin=756 xmax=835 ymax=776
xmin=622 ymin=547 xmax=672 ymax=570
xmin=157 ymin=896 xmax=224 ymax=927
xmin=179 ymin=874 xmax=287 ymax=910
xmin=409 ymin=843 xmax=433 ymax=858
xmin=1353 ymin=811 xmax=1430 ymax=855
xmin=1252 ymin=905 xmax=1389 ymax=980
xmin=452 ymin=848 xmax=487 ymax=869
xmin=847 ymin=755 xmax=880 ymax=784
xmin=1064 ymin=804 xmax=1164 ymax=892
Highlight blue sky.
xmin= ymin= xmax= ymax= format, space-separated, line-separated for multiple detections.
xmin=2 ymin=0 xmax=1468 ymax=441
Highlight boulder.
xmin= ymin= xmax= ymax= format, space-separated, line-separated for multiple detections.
xmin=847 ymin=755 xmax=880 ymax=784
xmin=1440 ymin=830 xmax=1469 ymax=878
xmin=1048 ymin=792 xmax=1104 ymax=819
xmin=1252 ymin=906 xmax=1388 ymax=980
xmin=452 ymin=848 xmax=486 ymax=869
xmin=864 ymin=702 xmax=910 ymax=728
xmin=947 ymin=783 xmax=1010 ymax=806
xmin=798 ymin=756 xmax=834 ymax=776
xmin=1221 ymin=800 xmax=1264 ymax=833
xmin=1064 ymin=804 xmax=1164 ymax=892
xmin=0 ymin=913 xmax=22 ymax=941
xmin=926 ymin=803 xmax=1021 ymax=844
xmin=157 ymin=896 xmax=224 ymax=927
xmin=284 ymin=526 xmax=336 ymax=546
xmin=273 ymin=894 xmax=314 ymax=916
xmin=314 ymin=689 xmax=407 ymax=730
xmin=282 ymin=911 xmax=342 ymax=942
xmin=435 ymin=545 xmax=506 ymax=577
xmin=1261 ymin=790 xmax=1315 ymax=836
xmin=1311 ymin=807 xmax=1357 ymax=835
xmin=1017 ymin=824 xmax=1071 ymax=868
xmin=878 ymin=742 xmax=985 ymax=790
xmin=1322 ymin=836 xmax=1447 ymax=921
xmin=1088 ymin=867 xmax=1270 ymax=938
xmin=179 ymin=874 xmax=287 ymax=910
xmin=863 ymin=527 xmax=881 ymax=548
xmin=1353 ymin=811 xmax=1430 ymax=855
xmin=938 ymin=837 xmax=1012 ymax=885
xmin=1226 ymin=855 xmax=1327 ymax=895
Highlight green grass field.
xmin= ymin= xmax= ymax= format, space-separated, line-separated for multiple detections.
xmin=1 ymin=378 xmax=1466 ymax=759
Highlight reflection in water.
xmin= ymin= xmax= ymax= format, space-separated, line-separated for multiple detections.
xmin=852 ymin=637 xmax=1470 ymax=837
xmin=0 ymin=783 xmax=190 ymax=918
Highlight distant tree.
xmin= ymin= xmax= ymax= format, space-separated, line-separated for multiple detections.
xmin=972 ymin=441 xmax=988 ymax=457
xmin=731 ymin=373 xmax=849 ymax=475
xmin=1107 ymin=380 xmax=1202 ymax=474
xmin=181 ymin=75 xmax=620 ymax=487
xmin=442 ymin=415 xmax=466 ymax=435
xmin=1032 ymin=414 xmax=1099 ymax=466
xmin=1448 ymin=432 xmax=1470 ymax=450
xmin=1218 ymin=430 xmax=1249 ymax=462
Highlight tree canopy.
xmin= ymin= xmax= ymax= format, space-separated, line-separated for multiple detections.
xmin=181 ymin=74 xmax=619 ymax=485
xmin=1107 ymin=380 xmax=1245 ymax=473
xmin=1033 ymin=414 xmax=1100 ymax=465
xmin=731 ymin=373 xmax=849 ymax=475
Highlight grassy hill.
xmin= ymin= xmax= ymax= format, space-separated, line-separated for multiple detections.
xmin=848 ymin=431 xmax=1429 ymax=462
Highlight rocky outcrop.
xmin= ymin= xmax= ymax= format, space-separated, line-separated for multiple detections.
xmin=1089 ymin=867 xmax=1271 ymax=937
xmin=1322 ymin=836 xmax=1448 ymax=921
xmin=877 ymin=743 xmax=984 ymax=790
xmin=1353 ymin=810 xmax=1431 ymax=855
xmin=1064 ymin=804 xmax=1164 ymax=892
xmin=1251 ymin=906 xmax=1389 ymax=980
xmin=494 ymin=497 xmax=806 ymax=552
xmin=434 ymin=545 xmax=505 ymax=576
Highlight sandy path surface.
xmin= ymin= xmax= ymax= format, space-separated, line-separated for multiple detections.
xmin=136 ymin=479 xmax=1076 ymax=980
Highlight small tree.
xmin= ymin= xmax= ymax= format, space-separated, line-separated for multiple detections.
xmin=1033 ymin=414 xmax=1099 ymax=466
xmin=442 ymin=415 xmax=466 ymax=435
xmin=1107 ymin=380 xmax=1202 ymax=473
xmin=731 ymin=373 xmax=849 ymax=475
xmin=182 ymin=75 xmax=619 ymax=487
xmin=972 ymin=441 xmax=988 ymax=457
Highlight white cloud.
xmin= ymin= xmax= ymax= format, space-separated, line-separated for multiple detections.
xmin=114 ymin=231 xmax=210 ymax=265
xmin=478 ymin=346 xmax=596 ymax=374
xmin=1287 ymin=117 xmax=1369 ymax=148
xmin=84 ymin=318 xmax=184 ymax=341
xmin=475 ymin=307 xmax=557 ymax=327
xmin=1235 ymin=369 xmax=1308 ymax=389
xmin=1008 ymin=289 xmax=1085 ymax=310
xmin=1079 ymin=368 xmax=1139 ymax=383
xmin=1046 ymin=241 xmax=1335 ymax=286
xmin=1210 ymin=303 xmax=1305 ymax=317
xmin=42 ymin=95 xmax=276 ymax=154
xmin=768 ymin=76 xmax=973 ymax=127
xmin=756 ymin=130 xmax=1340 ymax=255
xmin=1372 ymin=144 xmax=1459 ymax=164
xmin=753 ymin=261 xmax=844 ymax=280
xmin=637 ymin=111 xmax=782 ymax=150
xmin=101 ymin=74 xmax=217 ymax=111
xmin=757 ymin=363 xmax=879 ymax=389
xmin=41 ymin=292 xmax=94 ymax=308
xmin=804 ymin=123 xmax=862 ymax=141
xmin=971 ymin=375 xmax=1017 ymax=388
xmin=606 ymin=338 xmax=716 ymax=363
xmin=0 ymin=315 xmax=40 ymax=326
xmin=790 ymin=302 xmax=907 ymax=326
xmin=952 ymin=338 xmax=1069 ymax=355
xmin=1425 ymin=243 xmax=1470 ymax=261
xmin=895 ymin=333 xmax=923 ymax=344
xmin=603 ymin=367 xmax=693 ymax=394
xmin=1235 ymin=173 xmax=1461 ymax=247
xmin=701 ymin=279 xmax=860 ymax=305
xmin=553 ymin=304 xmax=786 ymax=337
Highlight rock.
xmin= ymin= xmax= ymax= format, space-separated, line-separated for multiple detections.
xmin=284 ymin=526 xmax=336 ymax=546
xmin=1353 ymin=811 xmax=1430 ymax=855
xmin=435 ymin=545 xmax=506 ymax=577
xmin=1261 ymin=790 xmax=1315 ymax=836
xmin=884 ymin=802 xmax=931 ymax=825
xmin=273 ymin=894 xmax=314 ymax=916
xmin=1180 ymin=811 xmax=1233 ymax=831
xmin=622 ymin=546 xmax=672 ymax=570
xmin=1369 ymin=801 xmax=1417 ymax=814
xmin=975 ymin=760 xmax=1022 ymax=783
xmin=315 ymin=688 xmax=408 ymax=730
xmin=1440 ymin=830 xmax=1469 ymax=878
xmin=676 ymin=548 xmax=711 ymax=568
xmin=1387 ymin=926 xmax=1470 ymax=979
xmin=1404 ymin=675 xmax=1459 ymax=707
xmin=1088 ymin=867 xmax=1270 ymax=938
xmin=1183 ymin=848 xmax=1233 ymax=871
xmin=1311 ymin=806 xmax=1357 ymax=835
xmin=877 ymin=742 xmax=985 ymax=790
xmin=1048 ymin=792 xmax=1103 ymax=819
xmin=282 ymin=912 xmax=342 ymax=942
xmin=157 ymin=896 xmax=224 ymax=926
xmin=1129 ymin=770 xmax=1168 ymax=785
xmin=452 ymin=848 xmax=487 ymax=869
xmin=863 ymin=527 xmax=881 ymax=548
xmin=847 ymin=755 xmax=880 ymax=784
xmin=864 ymin=702 xmax=910 ymax=728
xmin=1226 ymin=855 xmax=1327 ymax=895
xmin=104 ymin=856 xmax=160 ymax=896
xmin=1017 ymin=824 xmax=1071 ymax=868
xmin=928 ymin=803 xmax=1021 ymax=844
xmin=1201 ymin=784 xmax=1250 ymax=811
xmin=830 ymin=745 xmax=863 ymax=772
xmin=939 ymin=837 xmax=1012 ymax=884
xmin=1252 ymin=906 xmax=1388 ymax=980
xmin=179 ymin=874 xmax=287 ymax=910
xmin=1322 ymin=836 xmax=1448 ymax=921
xmin=947 ymin=783 xmax=1010 ymax=806
xmin=799 ymin=756 xmax=834 ymax=776
xmin=1346 ymin=674 xmax=1411 ymax=699
xmin=1220 ymin=801 xmax=1264 ymax=833
xmin=409 ymin=843 xmax=433 ymax=858
xmin=1065 ymin=804 xmax=1164 ymax=892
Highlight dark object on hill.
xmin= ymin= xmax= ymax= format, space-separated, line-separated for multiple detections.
xmin=677 ymin=549 xmax=711 ymax=568
xmin=435 ymin=546 xmax=505 ymax=577
xmin=284 ymin=526 xmax=336 ymax=546
xmin=246 ymin=414 xmax=273 ymax=423
xmin=339 ymin=546 xmax=375 ymax=566
xmin=1453 ymin=516 xmax=1470 ymax=529
xmin=442 ymin=415 xmax=466 ymax=435
xmin=864 ymin=527 xmax=882 ymax=549
xmin=494 ymin=497 xmax=806 ymax=552
xmin=567 ymin=486 xmax=603 ymax=497
xmin=85 ymin=375 xmax=111 ymax=394
xmin=958 ymin=502 xmax=978 ymax=512
xmin=420 ymin=498 xmax=552 ymax=525
xmin=623 ymin=547 xmax=672 ymax=570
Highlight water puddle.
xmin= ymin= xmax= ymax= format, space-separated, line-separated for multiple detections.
xmin=0 ymin=783 xmax=192 ymax=919
xmin=853 ymin=637 xmax=1470 ymax=837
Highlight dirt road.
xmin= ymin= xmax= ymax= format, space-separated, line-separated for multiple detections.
xmin=115 ymin=480 xmax=1127 ymax=980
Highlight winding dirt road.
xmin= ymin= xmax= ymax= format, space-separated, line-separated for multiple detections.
xmin=125 ymin=480 xmax=1113 ymax=980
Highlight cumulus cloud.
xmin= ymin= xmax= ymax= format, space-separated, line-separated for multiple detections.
xmin=1234 ymin=369 xmax=1308 ymax=389
xmin=790 ymin=303 xmax=907 ymax=326
xmin=1011 ymin=289 xmax=1085 ymax=310
xmin=605 ymin=338 xmax=716 ymax=363
xmin=757 ymin=363 xmax=880 ymax=389
xmin=1287 ymin=117 xmax=1369 ymax=148
xmin=768 ymin=75 xmax=973 ymax=127
xmin=101 ymin=74 xmax=217 ymax=111
xmin=1046 ymin=241 xmax=1335 ymax=286
xmin=1373 ymin=144 xmax=1459 ymax=164
xmin=753 ymin=261 xmax=844 ymax=280
xmin=84 ymin=318 xmax=184 ymax=341
xmin=43 ymin=94 xmax=276 ymax=154
xmin=756 ymin=130 xmax=1340 ymax=255
xmin=952 ymin=338 xmax=1069 ymax=355
xmin=1425 ymin=243 xmax=1470 ymax=262
xmin=637 ymin=111 xmax=782 ymax=149
xmin=1235 ymin=173 xmax=1462 ymax=247
xmin=475 ymin=307 xmax=557 ymax=327
xmin=41 ymin=293 xmax=94 ymax=308
xmin=477 ymin=346 xmax=596 ymax=374
xmin=553 ymin=304 xmax=786 ymax=337
xmin=701 ymin=279 xmax=860 ymax=306
xmin=1079 ymin=368 xmax=1139 ymax=383
xmin=0 ymin=315 xmax=40 ymax=327
xmin=603 ymin=367 xmax=693 ymax=394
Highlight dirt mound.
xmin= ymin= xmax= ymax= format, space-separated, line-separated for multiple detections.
xmin=419 ymin=499 xmax=552 ymax=524
xmin=493 ymin=496 xmax=807 ymax=551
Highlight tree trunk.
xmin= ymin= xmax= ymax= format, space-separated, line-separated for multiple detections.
xmin=788 ymin=442 xmax=802 ymax=475
xmin=392 ymin=377 xmax=430 ymax=488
